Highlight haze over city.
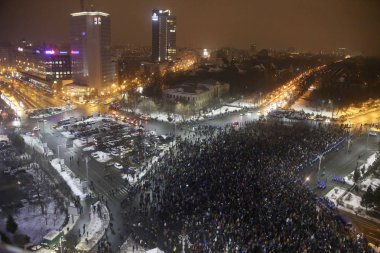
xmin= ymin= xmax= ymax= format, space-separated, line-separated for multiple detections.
xmin=1 ymin=0 xmax=380 ymax=55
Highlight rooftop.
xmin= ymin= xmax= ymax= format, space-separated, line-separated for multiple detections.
xmin=70 ymin=11 xmax=109 ymax=17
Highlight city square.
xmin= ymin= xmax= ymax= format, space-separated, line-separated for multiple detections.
xmin=0 ymin=0 xmax=380 ymax=252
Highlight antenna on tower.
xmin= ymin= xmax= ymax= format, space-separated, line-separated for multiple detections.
xmin=80 ymin=0 xmax=85 ymax=11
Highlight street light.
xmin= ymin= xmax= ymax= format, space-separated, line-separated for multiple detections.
xmin=57 ymin=144 xmax=65 ymax=159
xmin=318 ymin=154 xmax=323 ymax=173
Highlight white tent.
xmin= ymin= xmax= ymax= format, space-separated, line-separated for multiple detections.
xmin=146 ymin=248 xmax=164 ymax=253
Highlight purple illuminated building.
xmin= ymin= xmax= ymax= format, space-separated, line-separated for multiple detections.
xmin=14 ymin=45 xmax=72 ymax=85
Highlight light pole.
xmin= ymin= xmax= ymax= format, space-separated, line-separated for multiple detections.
xmin=318 ymin=154 xmax=323 ymax=173
xmin=59 ymin=236 xmax=66 ymax=253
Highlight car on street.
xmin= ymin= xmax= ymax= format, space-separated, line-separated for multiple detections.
xmin=114 ymin=163 xmax=123 ymax=170
xmin=91 ymin=152 xmax=99 ymax=158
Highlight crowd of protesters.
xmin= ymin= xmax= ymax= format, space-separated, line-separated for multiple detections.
xmin=122 ymin=120 xmax=371 ymax=252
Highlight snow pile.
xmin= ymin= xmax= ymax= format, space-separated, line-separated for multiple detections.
xmin=204 ymin=106 xmax=241 ymax=117
xmin=83 ymin=145 xmax=96 ymax=151
xmin=228 ymin=100 xmax=257 ymax=108
xmin=50 ymin=158 xmax=88 ymax=199
xmin=345 ymin=152 xmax=379 ymax=185
xmin=75 ymin=201 xmax=110 ymax=251
xmin=61 ymin=131 xmax=75 ymax=138
xmin=92 ymin=151 xmax=111 ymax=163
xmin=22 ymin=135 xmax=53 ymax=156
xmin=142 ymin=105 xmax=242 ymax=123
xmin=73 ymin=139 xmax=86 ymax=147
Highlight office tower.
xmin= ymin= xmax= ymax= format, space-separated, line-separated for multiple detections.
xmin=151 ymin=9 xmax=176 ymax=62
xmin=70 ymin=10 xmax=115 ymax=91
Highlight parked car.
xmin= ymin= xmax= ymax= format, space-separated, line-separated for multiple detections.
xmin=114 ymin=163 xmax=123 ymax=170
xmin=91 ymin=152 xmax=99 ymax=158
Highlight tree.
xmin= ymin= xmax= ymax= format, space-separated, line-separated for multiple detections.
xmin=361 ymin=186 xmax=374 ymax=210
xmin=0 ymin=230 xmax=11 ymax=244
xmin=9 ymin=134 xmax=25 ymax=152
xmin=6 ymin=215 xmax=18 ymax=234
xmin=373 ymin=186 xmax=380 ymax=209
xmin=353 ymin=168 xmax=360 ymax=184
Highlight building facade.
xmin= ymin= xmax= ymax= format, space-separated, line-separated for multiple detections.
xmin=163 ymin=80 xmax=229 ymax=108
xmin=13 ymin=46 xmax=72 ymax=93
xmin=70 ymin=11 xmax=115 ymax=92
xmin=152 ymin=9 xmax=176 ymax=62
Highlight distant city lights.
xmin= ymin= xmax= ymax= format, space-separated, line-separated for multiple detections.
xmin=45 ymin=50 xmax=55 ymax=55
xmin=71 ymin=50 xmax=80 ymax=55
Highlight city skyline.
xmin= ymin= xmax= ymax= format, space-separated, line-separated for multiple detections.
xmin=0 ymin=0 xmax=379 ymax=55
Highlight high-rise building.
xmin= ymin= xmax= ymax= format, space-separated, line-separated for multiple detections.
xmin=151 ymin=9 xmax=176 ymax=62
xmin=70 ymin=11 xmax=115 ymax=91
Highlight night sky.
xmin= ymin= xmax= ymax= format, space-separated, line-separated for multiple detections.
xmin=0 ymin=0 xmax=379 ymax=55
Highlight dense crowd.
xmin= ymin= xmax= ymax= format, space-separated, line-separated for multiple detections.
xmin=123 ymin=121 xmax=370 ymax=252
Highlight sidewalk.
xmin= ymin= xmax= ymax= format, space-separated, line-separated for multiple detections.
xmin=75 ymin=201 xmax=110 ymax=252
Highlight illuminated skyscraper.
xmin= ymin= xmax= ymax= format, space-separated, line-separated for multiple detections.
xmin=151 ymin=9 xmax=176 ymax=62
xmin=70 ymin=11 xmax=115 ymax=91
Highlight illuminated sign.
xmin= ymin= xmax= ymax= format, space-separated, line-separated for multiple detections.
xmin=59 ymin=51 xmax=68 ymax=54
xmin=45 ymin=50 xmax=55 ymax=55
xmin=152 ymin=13 xmax=158 ymax=21
xmin=71 ymin=50 xmax=80 ymax=55
xmin=35 ymin=50 xmax=41 ymax=54
xmin=94 ymin=17 xmax=101 ymax=25
xmin=17 ymin=47 xmax=23 ymax=52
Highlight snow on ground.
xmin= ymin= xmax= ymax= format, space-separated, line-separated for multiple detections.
xmin=22 ymin=135 xmax=54 ymax=156
xmin=75 ymin=201 xmax=110 ymax=251
xmin=228 ymin=100 xmax=257 ymax=108
xmin=50 ymin=158 xmax=88 ymax=199
xmin=358 ymin=176 xmax=380 ymax=192
xmin=61 ymin=131 xmax=75 ymax=138
xmin=325 ymin=186 xmax=346 ymax=205
xmin=72 ymin=115 xmax=110 ymax=126
xmin=83 ymin=145 xmax=96 ymax=151
xmin=345 ymin=152 xmax=379 ymax=185
xmin=0 ymin=202 xmax=65 ymax=245
xmin=203 ymin=106 xmax=241 ymax=117
xmin=92 ymin=151 xmax=111 ymax=163
xmin=148 ymin=111 xmax=182 ymax=122
xmin=73 ymin=139 xmax=86 ymax=147
xmin=325 ymin=187 xmax=363 ymax=212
